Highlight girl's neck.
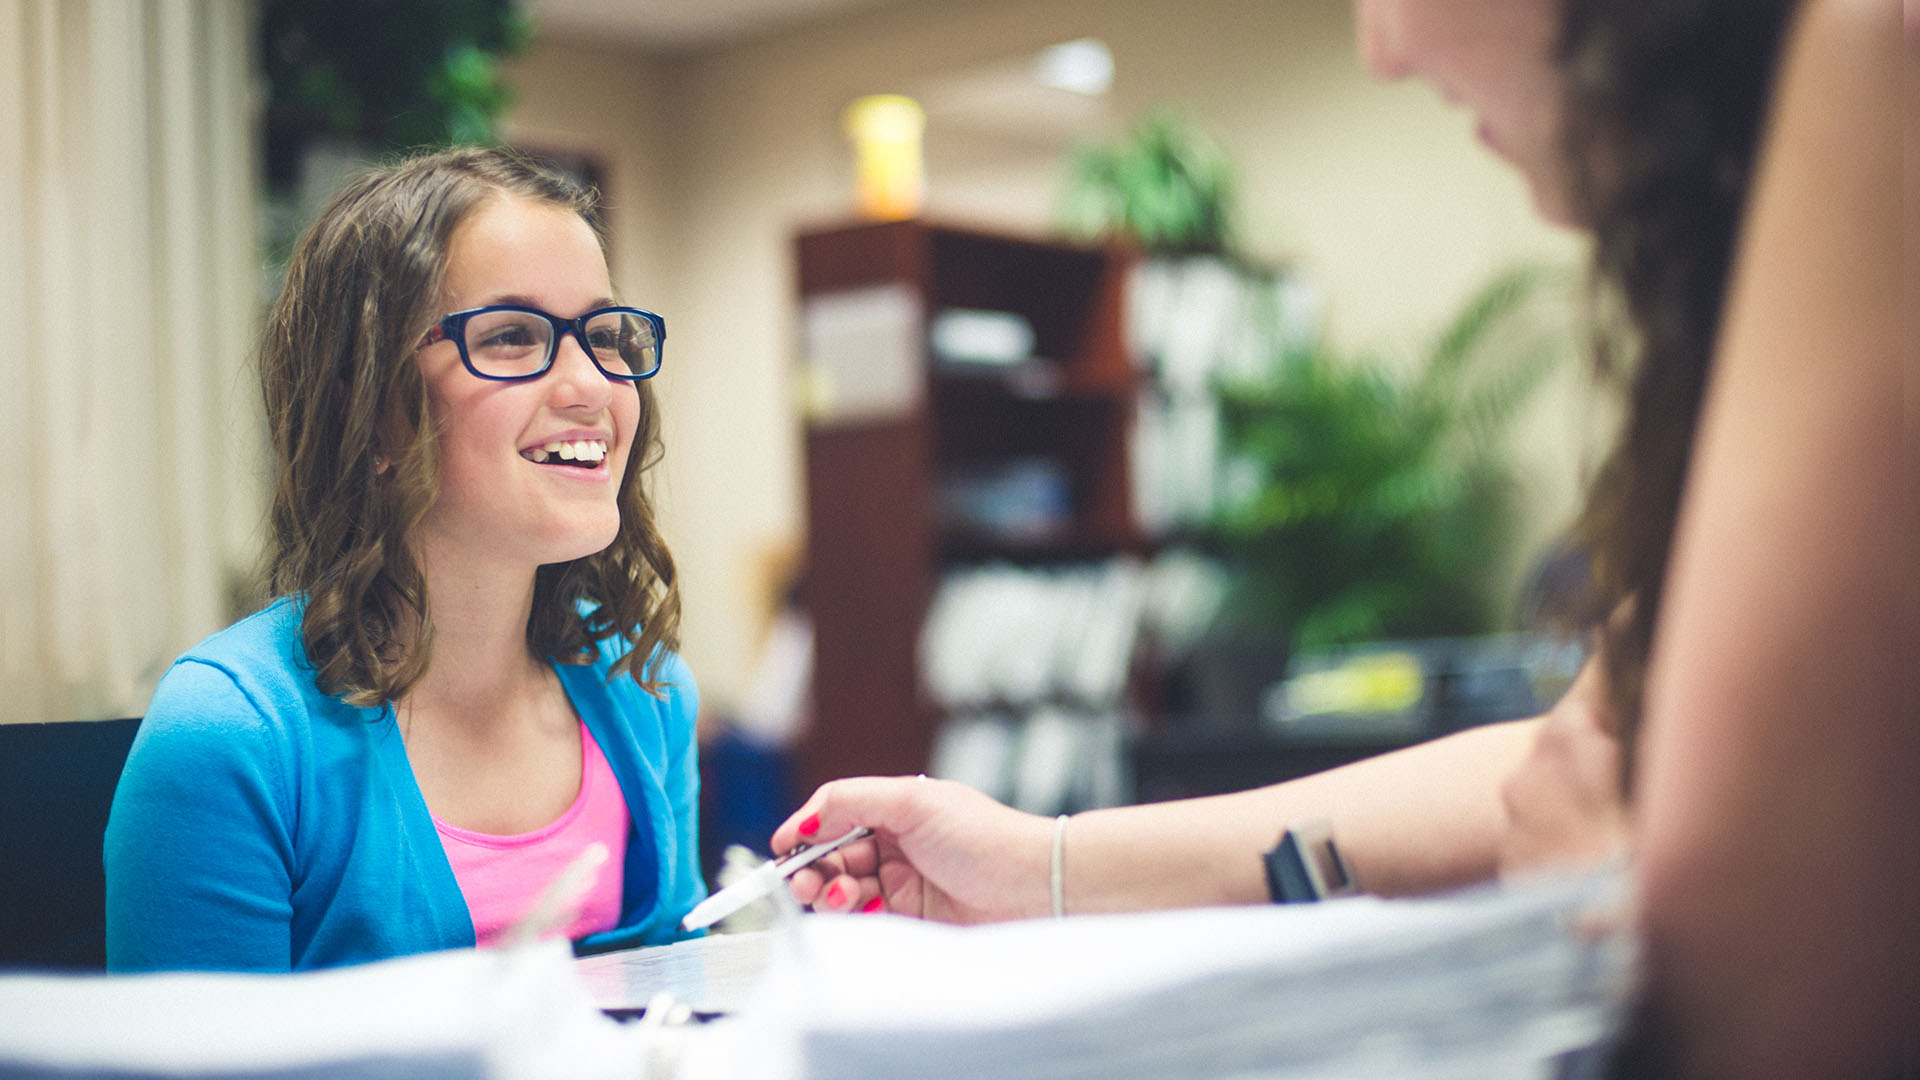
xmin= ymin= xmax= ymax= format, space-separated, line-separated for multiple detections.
xmin=401 ymin=549 xmax=547 ymax=720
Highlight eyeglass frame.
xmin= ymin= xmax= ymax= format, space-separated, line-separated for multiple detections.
xmin=417 ymin=304 xmax=666 ymax=382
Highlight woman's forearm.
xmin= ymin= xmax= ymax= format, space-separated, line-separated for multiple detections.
xmin=1057 ymin=718 xmax=1541 ymax=913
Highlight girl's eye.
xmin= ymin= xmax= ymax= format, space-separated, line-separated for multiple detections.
xmin=468 ymin=317 xmax=547 ymax=355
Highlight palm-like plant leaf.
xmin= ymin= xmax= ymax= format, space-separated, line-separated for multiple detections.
xmin=1211 ymin=266 xmax=1570 ymax=650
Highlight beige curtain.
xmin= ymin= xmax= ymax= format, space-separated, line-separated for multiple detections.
xmin=0 ymin=0 xmax=263 ymax=723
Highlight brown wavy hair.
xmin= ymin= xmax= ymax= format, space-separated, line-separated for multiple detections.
xmin=260 ymin=146 xmax=681 ymax=707
xmin=1557 ymin=0 xmax=1799 ymax=786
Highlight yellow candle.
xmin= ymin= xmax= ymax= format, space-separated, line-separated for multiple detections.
xmin=843 ymin=94 xmax=926 ymax=221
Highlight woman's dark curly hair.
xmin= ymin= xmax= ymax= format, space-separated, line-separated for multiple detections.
xmin=1558 ymin=0 xmax=1800 ymax=788
xmin=261 ymin=146 xmax=681 ymax=707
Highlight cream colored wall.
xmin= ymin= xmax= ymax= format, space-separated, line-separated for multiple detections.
xmin=506 ymin=0 xmax=1602 ymax=712
xmin=499 ymin=47 xmax=677 ymax=326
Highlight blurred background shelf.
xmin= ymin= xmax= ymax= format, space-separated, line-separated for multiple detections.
xmin=795 ymin=218 xmax=1141 ymax=793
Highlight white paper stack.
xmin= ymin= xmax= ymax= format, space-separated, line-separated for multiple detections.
xmin=719 ymin=871 xmax=1632 ymax=1080
xmin=0 ymin=942 xmax=655 ymax=1080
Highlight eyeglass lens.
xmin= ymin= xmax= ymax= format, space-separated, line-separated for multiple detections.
xmin=463 ymin=309 xmax=659 ymax=379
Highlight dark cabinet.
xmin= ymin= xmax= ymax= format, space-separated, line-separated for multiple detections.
xmin=794 ymin=219 xmax=1141 ymax=792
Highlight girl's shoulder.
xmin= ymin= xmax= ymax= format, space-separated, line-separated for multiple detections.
xmin=180 ymin=595 xmax=304 ymax=656
xmin=149 ymin=595 xmax=370 ymax=735
xmin=573 ymin=600 xmax=694 ymax=691
xmin=164 ymin=596 xmax=307 ymax=687
xmin=588 ymin=629 xmax=696 ymax=701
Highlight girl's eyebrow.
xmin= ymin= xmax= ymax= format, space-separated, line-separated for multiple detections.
xmin=476 ymin=294 xmax=618 ymax=312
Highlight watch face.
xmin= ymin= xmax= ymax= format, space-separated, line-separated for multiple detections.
xmin=1265 ymin=821 xmax=1354 ymax=903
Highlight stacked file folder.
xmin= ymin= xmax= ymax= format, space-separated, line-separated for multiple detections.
xmin=707 ymin=871 xmax=1630 ymax=1080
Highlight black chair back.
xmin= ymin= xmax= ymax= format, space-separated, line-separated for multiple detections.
xmin=0 ymin=717 xmax=141 ymax=970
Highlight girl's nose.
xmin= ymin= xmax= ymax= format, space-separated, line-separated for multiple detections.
xmin=546 ymin=330 xmax=614 ymax=409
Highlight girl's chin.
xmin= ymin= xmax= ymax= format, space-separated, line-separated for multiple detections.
xmin=1508 ymin=156 xmax=1582 ymax=229
xmin=539 ymin=518 xmax=624 ymax=567
xmin=1474 ymin=120 xmax=1581 ymax=228
xmin=1527 ymin=181 xmax=1583 ymax=230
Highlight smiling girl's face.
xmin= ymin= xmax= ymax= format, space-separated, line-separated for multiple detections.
xmin=410 ymin=193 xmax=640 ymax=579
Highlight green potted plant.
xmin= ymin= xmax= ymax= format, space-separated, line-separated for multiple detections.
xmin=1057 ymin=110 xmax=1567 ymax=730
xmin=1209 ymin=265 xmax=1570 ymax=653
xmin=1057 ymin=108 xmax=1239 ymax=255
xmin=260 ymin=0 xmax=532 ymax=192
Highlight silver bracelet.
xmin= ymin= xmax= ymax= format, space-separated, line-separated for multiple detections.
xmin=1050 ymin=813 xmax=1070 ymax=918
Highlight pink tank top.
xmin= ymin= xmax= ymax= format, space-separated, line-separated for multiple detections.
xmin=434 ymin=721 xmax=631 ymax=947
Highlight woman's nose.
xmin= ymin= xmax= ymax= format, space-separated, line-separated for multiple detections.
xmin=1355 ymin=0 xmax=1412 ymax=80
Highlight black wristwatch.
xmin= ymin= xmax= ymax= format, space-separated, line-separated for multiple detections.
xmin=1263 ymin=820 xmax=1359 ymax=903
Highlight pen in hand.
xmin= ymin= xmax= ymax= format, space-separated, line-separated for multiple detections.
xmin=680 ymin=826 xmax=873 ymax=931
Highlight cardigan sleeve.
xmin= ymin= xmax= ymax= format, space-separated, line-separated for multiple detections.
xmin=105 ymin=659 xmax=299 ymax=972
xmin=654 ymin=650 xmax=706 ymax=924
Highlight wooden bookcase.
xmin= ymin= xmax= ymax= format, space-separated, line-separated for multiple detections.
xmin=794 ymin=219 xmax=1142 ymax=793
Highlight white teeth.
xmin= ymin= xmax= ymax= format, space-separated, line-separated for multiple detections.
xmin=529 ymin=439 xmax=607 ymax=464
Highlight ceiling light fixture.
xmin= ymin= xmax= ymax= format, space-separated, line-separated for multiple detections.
xmin=1032 ymin=38 xmax=1114 ymax=96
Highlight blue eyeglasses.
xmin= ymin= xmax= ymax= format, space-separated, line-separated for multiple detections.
xmin=418 ymin=305 xmax=665 ymax=381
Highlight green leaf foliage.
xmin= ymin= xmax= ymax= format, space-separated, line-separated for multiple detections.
xmin=262 ymin=0 xmax=533 ymax=186
xmin=1059 ymin=109 xmax=1238 ymax=255
xmin=1212 ymin=265 xmax=1568 ymax=651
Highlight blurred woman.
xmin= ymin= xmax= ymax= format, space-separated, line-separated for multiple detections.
xmin=776 ymin=1 xmax=1914 ymax=1074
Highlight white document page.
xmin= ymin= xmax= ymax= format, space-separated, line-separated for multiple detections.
xmin=573 ymin=929 xmax=777 ymax=1014
xmin=723 ymin=870 xmax=1632 ymax=1080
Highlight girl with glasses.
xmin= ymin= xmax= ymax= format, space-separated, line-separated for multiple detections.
xmin=106 ymin=147 xmax=705 ymax=970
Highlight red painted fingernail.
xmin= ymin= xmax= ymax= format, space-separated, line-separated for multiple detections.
xmin=861 ymin=896 xmax=884 ymax=914
xmin=825 ymin=881 xmax=847 ymax=908
xmin=798 ymin=813 xmax=820 ymax=837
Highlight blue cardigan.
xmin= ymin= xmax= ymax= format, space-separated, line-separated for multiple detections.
xmin=104 ymin=597 xmax=706 ymax=972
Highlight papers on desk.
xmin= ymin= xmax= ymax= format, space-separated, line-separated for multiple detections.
xmin=574 ymin=929 xmax=776 ymax=1014
xmin=1 ymin=872 xmax=1630 ymax=1080
xmin=0 ymin=942 xmax=652 ymax=1079
xmin=706 ymin=870 xmax=1632 ymax=1080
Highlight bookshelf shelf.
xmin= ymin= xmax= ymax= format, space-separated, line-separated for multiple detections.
xmin=936 ymin=525 xmax=1157 ymax=565
xmin=794 ymin=219 xmax=1142 ymax=792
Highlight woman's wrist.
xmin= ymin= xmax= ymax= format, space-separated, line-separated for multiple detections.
xmin=1006 ymin=806 xmax=1065 ymax=920
xmin=1050 ymin=814 xmax=1071 ymax=917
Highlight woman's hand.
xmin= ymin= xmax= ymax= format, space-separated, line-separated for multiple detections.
xmin=1499 ymin=654 xmax=1630 ymax=878
xmin=770 ymin=776 xmax=1054 ymax=923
